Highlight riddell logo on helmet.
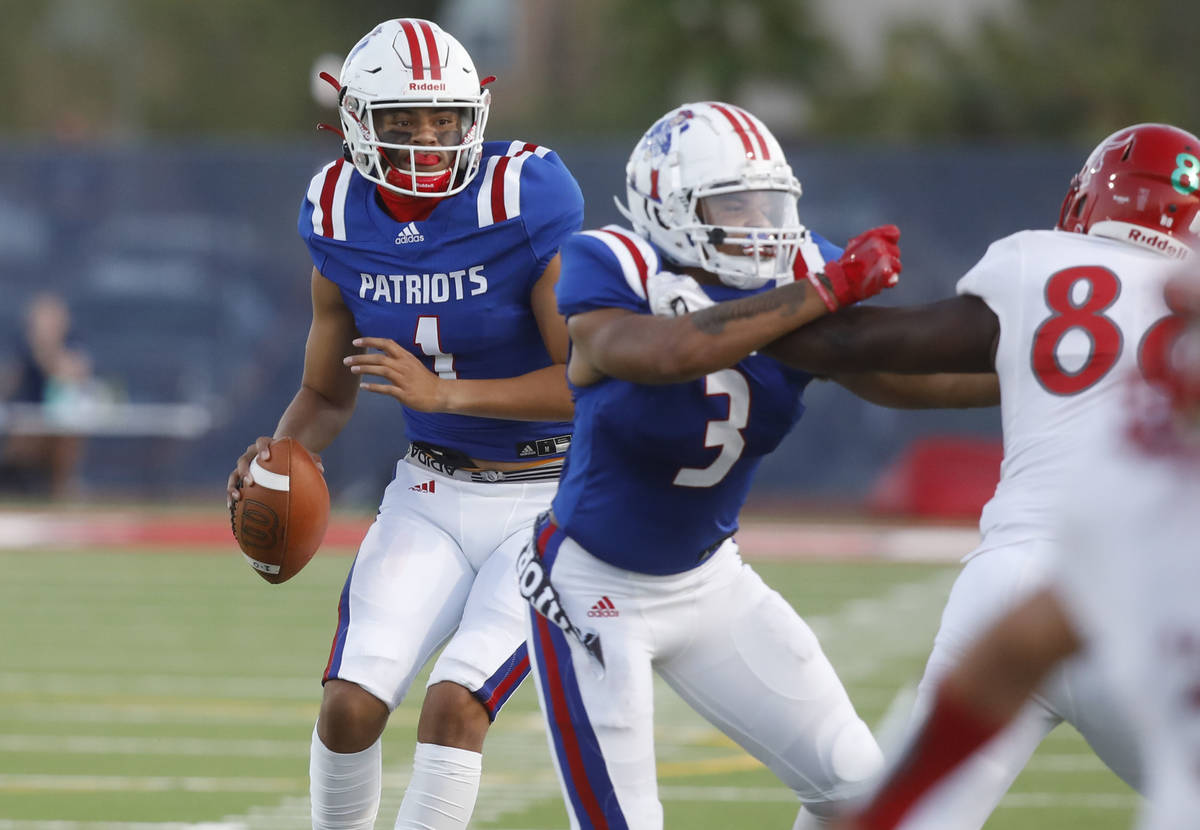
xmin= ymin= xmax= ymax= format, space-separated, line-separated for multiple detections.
xmin=1128 ymin=228 xmax=1190 ymax=260
xmin=409 ymin=81 xmax=447 ymax=91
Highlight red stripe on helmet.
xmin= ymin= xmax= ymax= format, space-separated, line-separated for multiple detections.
xmin=710 ymin=103 xmax=758 ymax=160
xmin=490 ymin=155 xmax=512 ymax=222
xmin=649 ymin=168 xmax=660 ymax=201
xmin=417 ymin=20 xmax=441 ymax=80
xmin=399 ymin=20 xmax=425 ymax=80
xmin=731 ymin=105 xmax=770 ymax=159
xmin=318 ymin=159 xmax=344 ymax=238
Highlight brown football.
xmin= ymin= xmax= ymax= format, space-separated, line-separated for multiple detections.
xmin=232 ymin=437 xmax=330 ymax=584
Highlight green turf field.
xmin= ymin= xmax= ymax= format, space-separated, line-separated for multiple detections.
xmin=0 ymin=548 xmax=1138 ymax=828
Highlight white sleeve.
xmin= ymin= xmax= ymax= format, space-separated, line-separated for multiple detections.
xmin=955 ymin=233 xmax=1026 ymax=317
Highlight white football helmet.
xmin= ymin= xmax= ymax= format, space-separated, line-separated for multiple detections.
xmin=617 ymin=102 xmax=806 ymax=289
xmin=338 ymin=19 xmax=490 ymax=198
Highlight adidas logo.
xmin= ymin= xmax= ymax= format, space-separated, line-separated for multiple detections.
xmin=409 ymin=479 xmax=436 ymax=493
xmin=587 ymin=596 xmax=619 ymax=618
xmin=394 ymin=221 xmax=425 ymax=244
xmin=517 ymin=443 xmax=537 ymax=457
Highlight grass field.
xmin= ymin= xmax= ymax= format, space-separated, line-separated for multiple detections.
xmin=0 ymin=543 xmax=1138 ymax=829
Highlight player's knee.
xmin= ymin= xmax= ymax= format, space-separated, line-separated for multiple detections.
xmin=317 ymin=679 xmax=390 ymax=752
xmin=415 ymin=681 xmax=491 ymax=750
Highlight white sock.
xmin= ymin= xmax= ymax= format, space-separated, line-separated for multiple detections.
xmin=310 ymin=724 xmax=382 ymax=830
xmin=393 ymin=741 xmax=483 ymax=830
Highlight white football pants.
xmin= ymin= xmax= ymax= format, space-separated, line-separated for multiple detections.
xmin=899 ymin=541 xmax=1142 ymax=830
xmin=323 ymin=458 xmax=557 ymax=714
xmin=525 ymin=527 xmax=883 ymax=830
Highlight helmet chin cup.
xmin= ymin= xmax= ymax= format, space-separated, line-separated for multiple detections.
xmin=384 ymin=164 xmax=454 ymax=196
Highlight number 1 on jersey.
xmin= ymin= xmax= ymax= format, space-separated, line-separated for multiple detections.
xmin=674 ymin=369 xmax=750 ymax=488
xmin=414 ymin=316 xmax=457 ymax=379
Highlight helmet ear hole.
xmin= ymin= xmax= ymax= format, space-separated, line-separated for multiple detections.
xmin=1073 ymin=194 xmax=1087 ymax=219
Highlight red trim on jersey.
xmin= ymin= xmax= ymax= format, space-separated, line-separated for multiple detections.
xmin=417 ymin=20 xmax=441 ymax=80
xmin=522 ymin=142 xmax=540 ymax=155
xmin=600 ymin=229 xmax=651 ymax=297
xmin=535 ymin=613 xmax=611 ymax=829
xmin=490 ymin=155 xmax=513 ymax=222
xmin=731 ymin=104 xmax=770 ymax=159
xmin=484 ymin=652 xmax=529 ymax=711
xmin=399 ymin=20 xmax=425 ymax=80
xmin=318 ymin=159 xmax=344 ymax=238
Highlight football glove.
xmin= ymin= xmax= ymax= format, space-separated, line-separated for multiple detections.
xmin=806 ymin=224 xmax=902 ymax=312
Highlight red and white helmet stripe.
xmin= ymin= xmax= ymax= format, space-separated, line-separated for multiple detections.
xmin=397 ymin=19 xmax=443 ymax=80
xmin=708 ymin=103 xmax=770 ymax=160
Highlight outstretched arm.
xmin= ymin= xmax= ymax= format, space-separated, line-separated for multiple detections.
xmin=764 ymin=295 xmax=1000 ymax=375
xmin=831 ymin=371 xmax=1000 ymax=409
xmin=568 ymin=280 xmax=830 ymax=386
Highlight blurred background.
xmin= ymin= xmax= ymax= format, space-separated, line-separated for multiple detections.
xmin=0 ymin=0 xmax=1193 ymax=514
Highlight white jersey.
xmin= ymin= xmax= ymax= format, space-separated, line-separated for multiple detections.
xmin=1054 ymin=411 xmax=1200 ymax=830
xmin=956 ymin=229 xmax=1174 ymax=556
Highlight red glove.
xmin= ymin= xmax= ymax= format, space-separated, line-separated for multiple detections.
xmin=806 ymin=224 xmax=902 ymax=311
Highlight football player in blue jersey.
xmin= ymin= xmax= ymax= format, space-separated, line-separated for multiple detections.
xmin=516 ymin=101 xmax=903 ymax=829
xmin=225 ymin=19 xmax=583 ymax=830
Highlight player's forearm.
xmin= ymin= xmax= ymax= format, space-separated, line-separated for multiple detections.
xmin=596 ymin=281 xmax=827 ymax=384
xmin=273 ymin=385 xmax=357 ymax=453
xmin=765 ymin=298 xmax=997 ymax=374
xmin=438 ymin=364 xmax=573 ymax=421
xmin=832 ymin=372 xmax=1001 ymax=409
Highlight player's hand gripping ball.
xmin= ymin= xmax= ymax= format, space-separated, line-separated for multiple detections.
xmin=231 ymin=437 xmax=330 ymax=584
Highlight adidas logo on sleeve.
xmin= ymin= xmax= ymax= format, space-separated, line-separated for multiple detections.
xmin=394 ymin=222 xmax=425 ymax=244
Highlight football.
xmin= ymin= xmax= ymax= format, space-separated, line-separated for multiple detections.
xmin=231 ymin=437 xmax=330 ymax=584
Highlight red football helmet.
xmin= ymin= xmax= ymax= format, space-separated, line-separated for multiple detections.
xmin=1057 ymin=123 xmax=1200 ymax=259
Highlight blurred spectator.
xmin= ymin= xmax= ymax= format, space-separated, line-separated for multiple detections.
xmin=0 ymin=292 xmax=93 ymax=498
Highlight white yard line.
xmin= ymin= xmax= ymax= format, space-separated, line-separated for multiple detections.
xmin=0 ymin=776 xmax=299 ymax=793
xmin=0 ymin=673 xmax=315 ymax=700
xmin=0 ymin=735 xmax=310 ymax=756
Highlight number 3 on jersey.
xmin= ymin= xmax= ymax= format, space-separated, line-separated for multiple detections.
xmin=674 ymin=369 xmax=749 ymax=488
xmin=1032 ymin=265 xmax=1180 ymax=395
xmin=414 ymin=316 xmax=457 ymax=379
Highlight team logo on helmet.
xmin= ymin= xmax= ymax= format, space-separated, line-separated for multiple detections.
xmin=642 ymin=109 xmax=694 ymax=161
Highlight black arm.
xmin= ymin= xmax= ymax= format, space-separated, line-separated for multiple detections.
xmin=762 ymin=295 xmax=1000 ymax=374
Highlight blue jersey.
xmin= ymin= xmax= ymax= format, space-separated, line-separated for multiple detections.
xmin=551 ymin=225 xmax=843 ymax=575
xmin=299 ymin=141 xmax=584 ymax=462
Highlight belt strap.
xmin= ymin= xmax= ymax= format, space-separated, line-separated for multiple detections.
xmin=406 ymin=442 xmax=563 ymax=483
